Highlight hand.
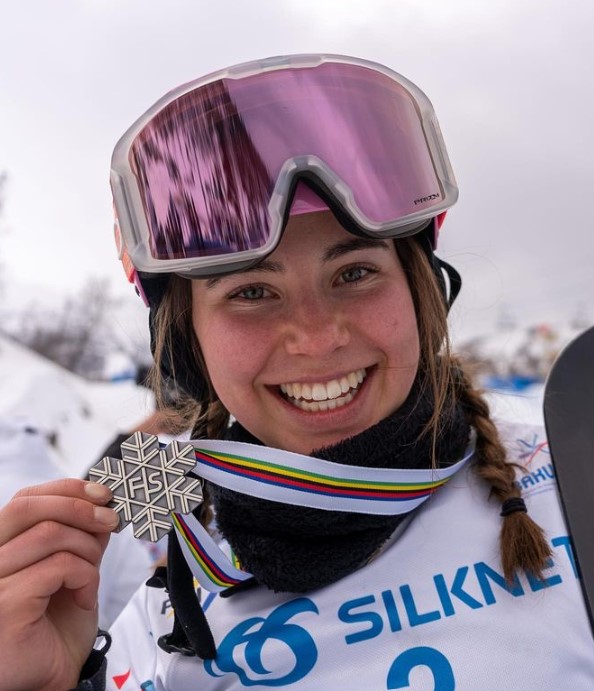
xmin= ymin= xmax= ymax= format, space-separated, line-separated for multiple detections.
xmin=0 ymin=480 xmax=118 ymax=691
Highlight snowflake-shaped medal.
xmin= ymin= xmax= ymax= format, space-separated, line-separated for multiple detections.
xmin=88 ymin=432 xmax=203 ymax=542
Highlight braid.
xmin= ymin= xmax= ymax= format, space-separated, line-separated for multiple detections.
xmin=398 ymin=237 xmax=552 ymax=583
xmin=453 ymin=359 xmax=552 ymax=582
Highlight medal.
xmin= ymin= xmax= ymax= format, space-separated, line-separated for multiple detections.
xmin=88 ymin=432 xmax=203 ymax=542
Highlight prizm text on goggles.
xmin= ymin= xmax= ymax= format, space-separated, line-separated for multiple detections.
xmin=110 ymin=54 xmax=458 ymax=281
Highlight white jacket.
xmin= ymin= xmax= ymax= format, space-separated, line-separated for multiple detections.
xmin=106 ymin=421 xmax=594 ymax=690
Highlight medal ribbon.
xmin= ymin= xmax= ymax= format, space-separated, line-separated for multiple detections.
xmin=174 ymin=437 xmax=475 ymax=592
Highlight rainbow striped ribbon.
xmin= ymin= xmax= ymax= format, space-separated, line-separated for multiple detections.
xmin=192 ymin=439 xmax=475 ymax=515
xmin=172 ymin=438 xmax=474 ymax=592
xmin=172 ymin=512 xmax=252 ymax=592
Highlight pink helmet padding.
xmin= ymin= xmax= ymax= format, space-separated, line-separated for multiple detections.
xmin=289 ymin=181 xmax=330 ymax=216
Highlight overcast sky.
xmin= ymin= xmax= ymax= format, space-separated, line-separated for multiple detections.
xmin=1 ymin=0 xmax=592 ymax=342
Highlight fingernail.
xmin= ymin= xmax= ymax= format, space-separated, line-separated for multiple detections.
xmin=85 ymin=482 xmax=112 ymax=502
xmin=94 ymin=506 xmax=119 ymax=528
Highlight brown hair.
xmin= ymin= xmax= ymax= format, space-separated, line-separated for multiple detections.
xmin=150 ymin=236 xmax=551 ymax=582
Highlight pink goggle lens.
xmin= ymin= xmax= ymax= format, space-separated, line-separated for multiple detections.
xmin=129 ymin=61 xmax=448 ymax=264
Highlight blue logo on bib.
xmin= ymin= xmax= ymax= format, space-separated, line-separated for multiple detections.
xmin=205 ymin=598 xmax=319 ymax=686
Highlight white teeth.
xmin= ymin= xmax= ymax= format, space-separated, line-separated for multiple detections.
xmin=289 ymin=391 xmax=355 ymax=412
xmin=312 ymin=383 xmax=327 ymax=401
xmin=326 ymin=380 xmax=343 ymax=400
xmin=280 ymin=369 xmax=367 ymax=410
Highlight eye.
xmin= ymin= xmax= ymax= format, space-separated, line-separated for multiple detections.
xmin=228 ymin=284 xmax=269 ymax=301
xmin=337 ymin=265 xmax=376 ymax=285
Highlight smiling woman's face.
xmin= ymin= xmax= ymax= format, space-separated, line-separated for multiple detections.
xmin=191 ymin=211 xmax=420 ymax=455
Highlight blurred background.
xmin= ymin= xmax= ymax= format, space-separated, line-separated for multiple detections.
xmin=1 ymin=0 xmax=592 ymax=473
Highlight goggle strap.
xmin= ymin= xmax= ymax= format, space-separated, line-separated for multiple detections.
xmin=414 ymin=224 xmax=461 ymax=311
xmin=438 ymin=258 xmax=462 ymax=310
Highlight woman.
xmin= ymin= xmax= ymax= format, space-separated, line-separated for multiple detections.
xmin=0 ymin=54 xmax=592 ymax=691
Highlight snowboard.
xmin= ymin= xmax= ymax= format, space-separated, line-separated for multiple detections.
xmin=543 ymin=324 xmax=594 ymax=635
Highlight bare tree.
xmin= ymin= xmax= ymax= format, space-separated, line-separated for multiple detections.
xmin=13 ymin=277 xmax=120 ymax=378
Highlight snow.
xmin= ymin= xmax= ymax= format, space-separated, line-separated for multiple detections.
xmin=0 ymin=333 xmax=155 ymax=477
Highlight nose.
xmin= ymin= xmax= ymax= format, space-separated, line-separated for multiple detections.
xmin=283 ymin=295 xmax=350 ymax=357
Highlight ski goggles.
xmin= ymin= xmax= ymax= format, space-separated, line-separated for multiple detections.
xmin=111 ymin=54 xmax=458 ymax=282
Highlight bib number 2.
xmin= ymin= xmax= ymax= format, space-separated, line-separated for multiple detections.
xmin=387 ymin=646 xmax=455 ymax=690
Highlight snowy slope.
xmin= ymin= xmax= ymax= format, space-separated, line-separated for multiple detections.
xmin=0 ymin=333 xmax=155 ymax=477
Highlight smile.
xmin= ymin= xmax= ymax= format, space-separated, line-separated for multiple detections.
xmin=279 ymin=368 xmax=367 ymax=412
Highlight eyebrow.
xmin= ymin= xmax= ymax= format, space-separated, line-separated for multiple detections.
xmin=205 ymin=260 xmax=283 ymax=288
xmin=321 ymin=237 xmax=392 ymax=262
xmin=204 ymin=237 xmax=392 ymax=289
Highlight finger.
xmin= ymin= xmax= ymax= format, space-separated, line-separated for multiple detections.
xmin=0 ymin=492 xmax=118 ymax=546
xmin=44 ymin=552 xmax=101 ymax=612
xmin=0 ymin=522 xmax=104 ymax=578
xmin=1 ymin=552 xmax=101 ymax=619
xmin=11 ymin=478 xmax=112 ymax=504
xmin=95 ymin=530 xmax=112 ymax=567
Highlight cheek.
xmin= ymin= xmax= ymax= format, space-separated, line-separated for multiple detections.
xmin=380 ymin=292 xmax=421 ymax=408
xmin=191 ymin=309 xmax=266 ymax=399
xmin=369 ymin=288 xmax=420 ymax=361
xmin=396 ymin=304 xmax=421 ymax=358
